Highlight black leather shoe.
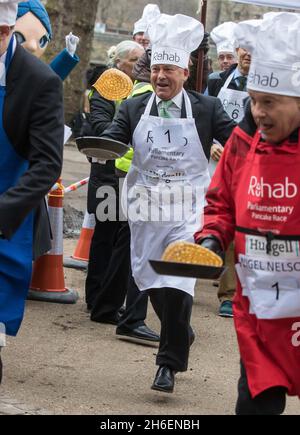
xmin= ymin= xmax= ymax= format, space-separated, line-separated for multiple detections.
xmin=151 ymin=365 xmax=175 ymax=393
xmin=116 ymin=324 xmax=160 ymax=342
xmin=190 ymin=331 xmax=195 ymax=346
xmin=91 ymin=308 xmax=124 ymax=325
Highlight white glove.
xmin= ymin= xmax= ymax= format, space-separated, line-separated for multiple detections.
xmin=65 ymin=32 xmax=79 ymax=57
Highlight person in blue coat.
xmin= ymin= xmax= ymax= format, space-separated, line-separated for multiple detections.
xmin=0 ymin=0 xmax=64 ymax=383
xmin=15 ymin=0 xmax=79 ymax=80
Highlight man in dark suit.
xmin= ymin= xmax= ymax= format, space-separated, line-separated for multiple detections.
xmin=0 ymin=0 xmax=64 ymax=383
xmin=99 ymin=13 xmax=236 ymax=393
xmin=207 ymin=47 xmax=251 ymax=97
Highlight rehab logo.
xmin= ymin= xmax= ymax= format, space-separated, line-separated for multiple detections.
xmin=291 ymin=62 xmax=300 ymax=89
xmin=152 ymin=50 xmax=181 ymax=64
xmin=248 ymin=176 xmax=297 ymax=199
xmin=248 ymin=70 xmax=279 ymax=88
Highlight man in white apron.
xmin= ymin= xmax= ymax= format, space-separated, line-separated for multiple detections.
xmin=209 ymin=21 xmax=237 ymax=81
xmin=207 ymin=20 xmax=261 ymax=318
xmin=100 ymin=13 xmax=235 ymax=393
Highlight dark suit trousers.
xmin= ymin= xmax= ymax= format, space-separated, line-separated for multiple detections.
xmin=148 ymin=288 xmax=193 ymax=372
xmin=88 ymin=219 xmax=147 ymax=328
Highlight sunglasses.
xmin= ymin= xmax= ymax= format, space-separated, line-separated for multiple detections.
xmin=14 ymin=31 xmax=50 ymax=48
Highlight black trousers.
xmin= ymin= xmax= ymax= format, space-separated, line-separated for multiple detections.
xmin=236 ymin=361 xmax=287 ymax=415
xmin=87 ymin=219 xmax=148 ymax=329
xmin=147 ymin=288 xmax=193 ymax=372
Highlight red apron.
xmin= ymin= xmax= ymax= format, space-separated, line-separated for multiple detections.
xmin=233 ymin=128 xmax=300 ymax=398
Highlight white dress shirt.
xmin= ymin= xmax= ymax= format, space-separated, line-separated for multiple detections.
xmin=0 ymin=35 xmax=16 ymax=87
xmin=156 ymin=91 xmax=183 ymax=119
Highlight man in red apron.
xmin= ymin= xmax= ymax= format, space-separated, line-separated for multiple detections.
xmin=195 ymin=11 xmax=300 ymax=414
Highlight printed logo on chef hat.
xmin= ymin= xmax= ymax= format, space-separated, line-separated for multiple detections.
xmin=149 ymin=13 xmax=204 ymax=70
xmin=291 ymin=62 xmax=300 ymax=89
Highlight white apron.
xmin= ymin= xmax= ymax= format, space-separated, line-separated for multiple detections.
xmin=208 ymin=71 xmax=248 ymax=176
xmin=125 ymin=90 xmax=210 ymax=296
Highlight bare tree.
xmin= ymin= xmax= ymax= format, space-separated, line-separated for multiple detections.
xmin=44 ymin=0 xmax=99 ymax=123
xmin=97 ymin=0 xmax=111 ymax=23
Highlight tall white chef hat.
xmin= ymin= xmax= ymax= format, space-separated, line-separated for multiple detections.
xmin=211 ymin=22 xmax=238 ymax=55
xmin=233 ymin=19 xmax=263 ymax=52
xmin=236 ymin=12 xmax=300 ymax=97
xmin=149 ymin=13 xmax=204 ymax=70
xmin=133 ymin=4 xmax=161 ymax=36
xmin=0 ymin=0 xmax=20 ymax=26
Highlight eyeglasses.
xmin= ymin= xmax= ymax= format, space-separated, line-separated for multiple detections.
xmin=14 ymin=31 xmax=50 ymax=48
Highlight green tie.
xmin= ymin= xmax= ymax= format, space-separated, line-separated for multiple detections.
xmin=237 ymin=76 xmax=247 ymax=91
xmin=159 ymin=100 xmax=173 ymax=118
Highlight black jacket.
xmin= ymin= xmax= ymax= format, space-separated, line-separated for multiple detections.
xmin=207 ymin=63 xmax=239 ymax=97
xmin=1 ymin=43 xmax=64 ymax=257
xmin=88 ymin=90 xmax=118 ymax=215
xmin=101 ymin=91 xmax=236 ymax=161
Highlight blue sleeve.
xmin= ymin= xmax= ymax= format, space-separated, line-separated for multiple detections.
xmin=49 ymin=49 xmax=79 ymax=81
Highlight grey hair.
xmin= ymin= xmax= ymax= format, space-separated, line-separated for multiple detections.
xmin=107 ymin=40 xmax=143 ymax=68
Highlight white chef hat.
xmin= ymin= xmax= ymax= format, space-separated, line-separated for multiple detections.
xmin=239 ymin=12 xmax=300 ymax=97
xmin=0 ymin=0 xmax=20 ymax=26
xmin=211 ymin=22 xmax=238 ymax=55
xmin=133 ymin=4 xmax=160 ymax=36
xmin=234 ymin=19 xmax=263 ymax=52
xmin=149 ymin=14 xmax=204 ymax=69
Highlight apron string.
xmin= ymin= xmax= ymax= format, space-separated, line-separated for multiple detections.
xmin=236 ymin=226 xmax=300 ymax=254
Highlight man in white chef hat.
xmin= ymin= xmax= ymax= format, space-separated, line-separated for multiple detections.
xmin=196 ymin=11 xmax=300 ymax=414
xmin=133 ymin=3 xmax=160 ymax=49
xmin=100 ymin=13 xmax=235 ymax=393
xmin=0 ymin=0 xmax=64 ymax=384
xmin=206 ymin=19 xmax=262 ymax=320
xmin=210 ymin=21 xmax=237 ymax=75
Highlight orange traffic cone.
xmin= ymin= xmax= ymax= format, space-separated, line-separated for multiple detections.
xmin=28 ymin=179 xmax=78 ymax=304
xmin=64 ymin=210 xmax=95 ymax=270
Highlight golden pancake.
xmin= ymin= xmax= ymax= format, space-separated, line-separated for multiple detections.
xmin=93 ymin=68 xmax=133 ymax=101
xmin=162 ymin=241 xmax=223 ymax=267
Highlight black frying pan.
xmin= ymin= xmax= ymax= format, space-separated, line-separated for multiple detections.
xmin=149 ymin=260 xmax=226 ymax=280
xmin=76 ymin=137 xmax=130 ymax=160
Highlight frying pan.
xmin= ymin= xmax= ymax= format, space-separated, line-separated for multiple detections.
xmin=76 ymin=137 xmax=130 ymax=160
xmin=149 ymin=260 xmax=227 ymax=280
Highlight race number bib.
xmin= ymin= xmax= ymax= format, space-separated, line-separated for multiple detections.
xmin=236 ymin=254 xmax=300 ymax=319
